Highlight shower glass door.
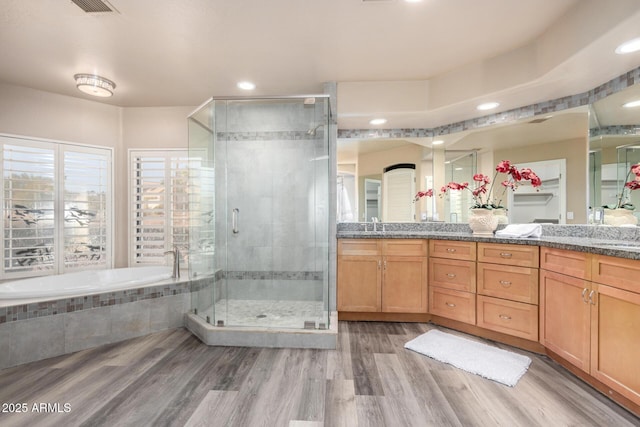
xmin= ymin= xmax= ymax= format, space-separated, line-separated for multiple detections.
xmin=189 ymin=95 xmax=331 ymax=330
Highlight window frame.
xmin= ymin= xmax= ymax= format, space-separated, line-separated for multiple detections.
xmin=0 ymin=133 xmax=114 ymax=280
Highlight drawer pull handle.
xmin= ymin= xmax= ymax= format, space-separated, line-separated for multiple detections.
xmin=446 ymin=248 xmax=457 ymax=253
xmin=499 ymin=280 xmax=512 ymax=287
xmin=500 ymin=252 xmax=513 ymax=258
xmin=445 ymin=302 xmax=456 ymax=308
xmin=499 ymin=314 xmax=512 ymax=320
xmin=589 ymin=290 xmax=597 ymax=305
xmin=446 ymin=273 xmax=456 ymax=278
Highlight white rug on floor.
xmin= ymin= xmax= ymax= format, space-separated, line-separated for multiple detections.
xmin=404 ymin=329 xmax=531 ymax=387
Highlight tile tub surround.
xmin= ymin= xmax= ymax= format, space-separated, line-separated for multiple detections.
xmin=336 ymin=222 xmax=640 ymax=260
xmin=0 ymin=276 xmax=203 ymax=370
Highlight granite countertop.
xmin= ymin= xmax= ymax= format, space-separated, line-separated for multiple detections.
xmin=336 ymin=223 xmax=640 ymax=261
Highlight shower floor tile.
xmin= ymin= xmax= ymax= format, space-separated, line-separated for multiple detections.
xmin=201 ymin=299 xmax=327 ymax=329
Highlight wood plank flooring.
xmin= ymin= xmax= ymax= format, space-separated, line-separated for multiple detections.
xmin=0 ymin=321 xmax=639 ymax=427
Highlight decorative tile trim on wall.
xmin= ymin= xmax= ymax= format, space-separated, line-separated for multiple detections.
xmin=338 ymin=66 xmax=640 ymax=140
xmin=216 ymin=131 xmax=321 ymax=141
xmin=224 ymin=271 xmax=324 ymax=281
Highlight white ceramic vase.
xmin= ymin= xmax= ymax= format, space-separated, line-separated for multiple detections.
xmin=493 ymin=208 xmax=509 ymax=225
xmin=468 ymin=208 xmax=499 ymax=235
xmin=603 ymin=208 xmax=638 ymax=226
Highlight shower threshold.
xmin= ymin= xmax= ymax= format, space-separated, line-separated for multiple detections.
xmin=185 ymin=300 xmax=337 ymax=349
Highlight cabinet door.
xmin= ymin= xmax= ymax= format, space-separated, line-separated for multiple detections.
xmin=591 ymin=283 xmax=640 ymax=405
xmin=337 ymin=256 xmax=381 ymax=312
xmin=540 ymin=270 xmax=591 ymax=372
xmin=382 ymin=256 xmax=428 ymax=313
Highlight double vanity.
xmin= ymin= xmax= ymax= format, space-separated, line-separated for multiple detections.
xmin=336 ymin=222 xmax=640 ymax=415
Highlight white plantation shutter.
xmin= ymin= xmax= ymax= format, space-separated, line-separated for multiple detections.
xmin=1 ymin=136 xmax=112 ymax=279
xmin=130 ymin=150 xmax=190 ymax=266
xmin=63 ymin=147 xmax=111 ymax=271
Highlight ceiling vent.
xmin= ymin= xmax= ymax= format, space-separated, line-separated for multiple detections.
xmin=71 ymin=0 xmax=116 ymax=13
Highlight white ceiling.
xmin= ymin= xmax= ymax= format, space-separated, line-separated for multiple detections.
xmin=1 ymin=0 xmax=640 ymax=130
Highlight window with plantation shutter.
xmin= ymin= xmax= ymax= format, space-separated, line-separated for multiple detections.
xmin=1 ymin=135 xmax=112 ymax=279
xmin=130 ymin=150 xmax=190 ymax=266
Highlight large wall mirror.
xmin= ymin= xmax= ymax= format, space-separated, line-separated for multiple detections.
xmin=337 ymin=76 xmax=640 ymax=225
xmin=338 ymin=106 xmax=589 ymax=224
xmin=590 ymin=82 xmax=640 ymax=222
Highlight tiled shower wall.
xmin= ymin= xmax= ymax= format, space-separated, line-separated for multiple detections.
xmin=211 ymin=99 xmax=330 ymax=303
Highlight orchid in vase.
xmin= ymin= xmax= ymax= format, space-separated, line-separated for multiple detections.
xmin=418 ymin=160 xmax=543 ymax=210
xmin=607 ymin=163 xmax=640 ymax=210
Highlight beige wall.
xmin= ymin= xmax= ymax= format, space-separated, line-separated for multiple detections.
xmin=0 ymin=83 xmax=194 ymax=267
xmin=494 ymin=137 xmax=589 ymax=224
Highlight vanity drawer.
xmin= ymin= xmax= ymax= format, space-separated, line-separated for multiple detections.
xmin=429 ymin=240 xmax=476 ymax=261
xmin=338 ymin=239 xmax=381 ymax=256
xmin=477 ymin=262 xmax=538 ymax=304
xmin=540 ymin=247 xmax=591 ymax=280
xmin=476 ymin=295 xmax=538 ymax=341
xmin=383 ymin=239 xmax=427 ymax=257
xmin=592 ymin=254 xmax=640 ymax=293
xmin=478 ymin=243 xmax=539 ymax=267
xmin=429 ymin=286 xmax=475 ymax=325
xmin=429 ymin=258 xmax=476 ymax=292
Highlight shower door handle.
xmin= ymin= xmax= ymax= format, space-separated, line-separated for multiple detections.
xmin=232 ymin=208 xmax=240 ymax=234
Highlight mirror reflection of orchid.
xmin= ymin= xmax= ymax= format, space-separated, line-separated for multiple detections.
xmin=415 ymin=160 xmax=543 ymax=209
xmin=609 ymin=163 xmax=640 ymax=210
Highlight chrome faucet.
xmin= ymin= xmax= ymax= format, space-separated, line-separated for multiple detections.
xmin=164 ymin=246 xmax=181 ymax=279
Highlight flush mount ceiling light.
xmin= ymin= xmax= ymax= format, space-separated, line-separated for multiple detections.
xmin=477 ymin=102 xmax=500 ymax=111
xmin=369 ymin=118 xmax=387 ymax=125
xmin=623 ymin=99 xmax=640 ymax=108
xmin=74 ymin=74 xmax=115 ymax=97
xmin=432 ymin=140 xmax=444 ymax=145
xmin=237 ymin=81 xmax=256 ymax=90
xmin=615 ymin=37 xmax=640 ymax=54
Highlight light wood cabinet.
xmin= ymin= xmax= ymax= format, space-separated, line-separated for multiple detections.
xmin=337 ymin=239 xmax=382 ymax=312
xmin=429 ymin=240 xmax=476 ymax=260
xmin=476 ymin=295 xmax=539 ymax=341
xmin=337 ymin=239 xmax=428 ymax=314
xmin=539 ymin=269 xmax=591 ymax=372
xmin=591 ymin=283 xmax=640 ymax=405
xmin=429 ymin=286 xmax=475 ymax=324
xmin=476 ymin=243 xmax=539 ymax=339
xmin=541 ymin=246 xmax=640 ymax=408
xmin=478 ymin=242 xmax=539 ymax=267
xmin=429 ymin=240 xmax=477 ymax=324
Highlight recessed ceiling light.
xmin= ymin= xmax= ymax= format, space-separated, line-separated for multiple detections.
xmin=477 ymin=102 xmax=500 ymax=111
xmin=369 ymin=118 xmax=387 ymax=125
xmin=623 ymin=99 xmax=640 ymax=108
xmin=237 ymin=81 xmax=256 ymax=90
xmin=74 ymin=74 xmax=115 ymax=97
xmin=615 ymin=37 xmax=640 ymax=54
xmin=405 ymin=0 xmax=423 ymax=3
xmin=432 ymin=140 xmax=444 ymax=145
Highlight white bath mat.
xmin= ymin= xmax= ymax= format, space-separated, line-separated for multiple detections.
xmin=404 ymin=329 xmax=531 ymax=387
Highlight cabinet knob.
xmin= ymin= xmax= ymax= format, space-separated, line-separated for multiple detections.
xmin=581 ymin=288 xmax=589 ymax=304
xmin=499 ymin=314 xmax=512 ymax=320
xmin=446 ymin=248 xmax=456 ymax=253
xmin=445 ymin=302 xmax=456 ymax=308
xmin=499 ymin=280 xmax=512 ymax=287
xmin=446 ymin=273 xmax=456 ymax=279
xmin=500 ymin=252 xmax=513 ymax=258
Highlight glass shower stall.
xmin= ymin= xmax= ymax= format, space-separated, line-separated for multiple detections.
xmin=188 ymin=95 xmax=331 ymax=331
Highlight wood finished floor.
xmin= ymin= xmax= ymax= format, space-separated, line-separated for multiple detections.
xmin=0 ymin=322 xmax=639 ymax=427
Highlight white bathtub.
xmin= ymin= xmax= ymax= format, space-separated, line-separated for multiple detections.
xmin=0 ymin=266 xmax=173 ymax=300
